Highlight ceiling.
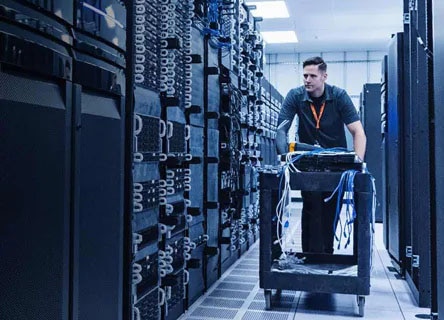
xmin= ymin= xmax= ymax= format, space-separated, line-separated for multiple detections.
xmin=245 ymin=0 xmax=404 ymax=53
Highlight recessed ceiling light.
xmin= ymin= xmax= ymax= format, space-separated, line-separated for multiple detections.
xmin=245 ymin=1 xmax=290 ymax=19
xmin=261 ymin=31 xmax=298 ymax=44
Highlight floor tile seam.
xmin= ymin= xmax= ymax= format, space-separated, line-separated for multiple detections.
xmin=224 ymin=242 xmax=261 ymax=320
xmin=208 ymin=295 xmax=255 ymax=300
xmin=292 ymin=291 xmax=302 ymax=319
xmin=228 ymin=272 xmax=259 ymax=276
xmin=289 ymin=290 xmax=302 ymax=318
xmin=213 ymin=288 xmax=256 ymax=293
xmin=238 ymin=310 xmax=295 ymax=320
xmin=233 ymin=282 xmax=261 ymax=320
xmin=376 ymin=244 xmax=406 ymax=318
xmin=228 ymin=275 xmax=259 ymax=278
xmin=391 ymin=284 xmax=425 ymax=315
xmin=194 ymin=304 xmax=245 ymax=310
xmin=223 ymin=279 xmax=259 ymax=283
xmin=223 ymin=280 xmax=259 ymax=284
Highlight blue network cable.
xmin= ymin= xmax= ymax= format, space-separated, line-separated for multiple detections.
xmin=278 ymin=152 xmax=375 ymax=259
xmin=208 ymin=0 xmax=219 ymax=23
xmin=201 ymin=0 xmax=233 ymax=49
xmin=324 ymin=169 xmax=359 ymax=249
xmin=275 ymin=147 xmax=350 ymax=253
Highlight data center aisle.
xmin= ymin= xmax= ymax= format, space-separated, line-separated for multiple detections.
xmin=179 ymin=224 xmax=429 ymax=320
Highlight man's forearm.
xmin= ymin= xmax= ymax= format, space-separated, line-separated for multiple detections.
xmin=353 ymin=131 xmax=366 ymax=161
xmin=276 ymin=129 xmax=288 ymax=154
xmin=276 ymin=119 xmax=292 ymax=154
xmin=347 ymin=120 xmax=366 ymax=161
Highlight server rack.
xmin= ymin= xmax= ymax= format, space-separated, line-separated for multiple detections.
xmin=215 ymin=0 xmax=264 ymax=277
xmin=402 ymin=0 xmax=414 ymax=283
xmin=404 ymin=0 xmax=432 ymax=308
xmin=432 ymin=1 xmax=442 ymax=319
xmin=158 ymin=2 xmax=194 ymax=319
xmin=386 ymin=32 xmax=406 ymax=271
xmin=0 ymin=2 xmax=73 ymax=319
xmin=130 ymin=1 xmax=163 ymax=319
xmin=380 ymin=55 xmax=389 ymax=250
xmin=0 ymin=66 xmax=73 ymax=320
xmin=71 ymin=2 xmax=127 ymax=319
xmin=124 ymin=3 xmax=135 ymax=319
xmin=360 ymin=83 xmax=383 ymax=223
xmin=186 ymin=25 xmax=206 ymax=302
xmin=0 ymin=1 xmax=278 ymax=319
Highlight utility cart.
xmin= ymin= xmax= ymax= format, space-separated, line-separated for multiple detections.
xmin=259 ymin=170 xmax=374 ymax=317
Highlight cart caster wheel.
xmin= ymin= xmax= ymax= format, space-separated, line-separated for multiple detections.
xmin=264 ymin=290 xmax=272 ymax=310
xmin=357 ymin=296 xmax=365 ymax=317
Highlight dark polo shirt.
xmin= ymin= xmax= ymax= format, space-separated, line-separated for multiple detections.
xmin=277 ymin=83 xmax=360 ymax=148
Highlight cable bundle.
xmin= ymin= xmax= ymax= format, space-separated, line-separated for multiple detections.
xmin=324 ymin=170 xmax=359 ymax=250
xmin=274 ymin=151 xmax=310 ymax=256
xmin=275 ymin=164 xmax=292 ymax=256
xmin=275 ymin=148 xmax=354 ymax=256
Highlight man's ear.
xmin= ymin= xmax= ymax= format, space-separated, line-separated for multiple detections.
xmin=323 ymin=72 xmax=328 ymax=81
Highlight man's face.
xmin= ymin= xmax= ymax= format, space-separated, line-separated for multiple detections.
xmin=303 ymin=64 xmax=327 ymax=96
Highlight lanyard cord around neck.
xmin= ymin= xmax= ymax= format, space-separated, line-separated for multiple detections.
xmin=310 ymin=102 xmax=326 ymax=129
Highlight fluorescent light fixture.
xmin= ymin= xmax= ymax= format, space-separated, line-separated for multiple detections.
xmin=246 ymin=1 xmax=289 ymax=19
xmin=261 ymin=31 xmax=298 ymax=44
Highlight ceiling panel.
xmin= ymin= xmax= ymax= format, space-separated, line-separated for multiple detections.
xmin=245 ymin=0 xmax=404 ymax=53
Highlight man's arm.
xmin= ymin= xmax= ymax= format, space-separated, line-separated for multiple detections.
xmin=276 ymin=119 xmax=292 ymax=154
xmin=276 ymin=89 xmax=298 ymax=154
xmin=346 ymin=120 xmax=366 ymax=160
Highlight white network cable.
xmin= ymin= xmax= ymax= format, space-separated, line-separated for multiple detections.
xmin=285 ymin=151 xmax=301 ymax=173
xmin=275 ymin=153 xmax=301 ymax=257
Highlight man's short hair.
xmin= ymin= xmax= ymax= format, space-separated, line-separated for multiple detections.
xmin=303 ymin=56 xmax=327 ymax=72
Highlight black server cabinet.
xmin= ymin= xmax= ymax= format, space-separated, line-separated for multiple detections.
xmin=74 ymin=0 xmax=126 ymax=52
xmin=21 ymin=0 xmax=74 ymax=24
xmin=361 ymin=83 xmax=383 ymax=222
xmin=403 ymin=0 xmax=415 ymax=282
xmin=405 ymin=0 xmax=432 ymax=308
xmin=0 ymin=71 xmax=72 ymax=320
xmin=432 ymin=1 xmax=442 ymax=319
xmin=71 ymin=8 xmax=127 ymax=316
xmin=386 ymin=32 xmax=406 ymax=268
xmin=380 ymin=56 xmax=389 ymax=247
xmin=72 ymin=86 xmax=125 ymax=320
xmin=0 ymin=4 xmax=73 ymax=318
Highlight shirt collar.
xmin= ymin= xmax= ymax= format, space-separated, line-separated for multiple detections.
xmin=302 ymin=83 xmax=332 ymax=102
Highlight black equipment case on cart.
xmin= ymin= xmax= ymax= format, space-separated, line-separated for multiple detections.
xmin=259 ymin=170 xmax=373 ymax=317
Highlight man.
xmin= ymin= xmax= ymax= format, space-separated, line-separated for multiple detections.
xmin=276 ymin=56 xmax=366 ymax=254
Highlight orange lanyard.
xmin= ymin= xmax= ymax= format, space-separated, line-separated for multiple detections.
xmin=310 ymin=102 xmax=325 ymax=129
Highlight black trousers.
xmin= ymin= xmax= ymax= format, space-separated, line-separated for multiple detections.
xmin=301 ymin=191 xmax=343 ymax=254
